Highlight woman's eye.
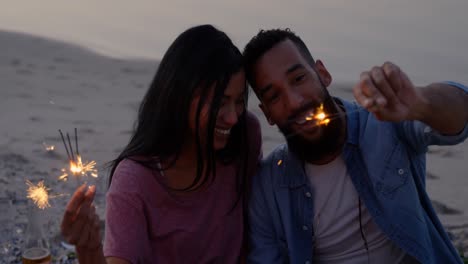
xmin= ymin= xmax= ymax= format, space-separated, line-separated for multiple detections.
xmin=268 ymin=93 xmax=280 ymax=103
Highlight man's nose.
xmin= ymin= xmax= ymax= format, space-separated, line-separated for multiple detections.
xmin=284 ymin=90 xmax=305 ymax=113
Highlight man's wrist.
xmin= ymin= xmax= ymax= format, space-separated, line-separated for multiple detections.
xmin=409 ymin=86 xmax=431 ymax=122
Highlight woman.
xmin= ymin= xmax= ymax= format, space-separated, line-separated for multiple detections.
xmin=60 ymin=24 xmax=261 ymax=263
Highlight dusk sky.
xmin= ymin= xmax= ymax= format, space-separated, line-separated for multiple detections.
xmin=1 ymin=0 xmax=467 ymax=83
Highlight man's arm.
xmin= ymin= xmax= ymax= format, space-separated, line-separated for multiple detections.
xmin=413 ymin=82 xmax=467 ymax=135
xmin=353 ymin=62 xmax=468 ymax=135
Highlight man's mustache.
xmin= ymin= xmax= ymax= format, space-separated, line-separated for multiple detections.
xmin=285 ymin=102 xmax=319 ymax=125
xmin=285 ymin=95 xmax=333 ymax=126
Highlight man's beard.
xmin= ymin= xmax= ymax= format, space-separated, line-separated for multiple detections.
xmin=278 ymin=93 xmax=344 ymax=162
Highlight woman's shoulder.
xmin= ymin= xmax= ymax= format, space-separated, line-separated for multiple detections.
xmin=110 ymin=157 xmax=159 ymax=193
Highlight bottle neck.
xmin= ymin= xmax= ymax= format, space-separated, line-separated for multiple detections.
xmin=24 ymin=204 xmax=49 ymax=250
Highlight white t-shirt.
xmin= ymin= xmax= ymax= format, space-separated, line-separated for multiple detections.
xmin=305 ymin=156 xmax=417 ymax=264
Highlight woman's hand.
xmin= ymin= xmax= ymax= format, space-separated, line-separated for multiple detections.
xmin=61 ymin=184 xmax=102 ymax=250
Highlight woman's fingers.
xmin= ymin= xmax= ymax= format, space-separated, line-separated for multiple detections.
xmin=61 ymin=184 xmax=87 ymax=236
xmin=61 ymin=185 xmax=98 ymax=245
xmin=89 ymin=211 xmax=103 ymax=249
xmin=75 ymin=205 xmax=96 ymax=247
xmin=66 ymin=198 xmax=93 ymax=243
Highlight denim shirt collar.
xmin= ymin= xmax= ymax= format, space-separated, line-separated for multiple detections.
xmin=279 ymin=98 xmax=360 ymax=188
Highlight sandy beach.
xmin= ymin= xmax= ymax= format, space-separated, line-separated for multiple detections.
xmin=0 ymin=30 xmax=466 ymax=262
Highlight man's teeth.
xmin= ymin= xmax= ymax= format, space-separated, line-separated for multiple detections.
xmin=295 ymin=119 xmax=307 ymax=125
xmin=295 ymin=111 xmax=314 ymax=125
xmin=215 ymin=128 xmax=231 ymax=135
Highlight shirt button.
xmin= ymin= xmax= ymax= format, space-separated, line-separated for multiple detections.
xmin=398 ymin=169 xmax=405 ymax=175
xmin=305 ymin=192 xmax=312 ymax=198
xmin=302 ymin=225 xmax=309 ymax=231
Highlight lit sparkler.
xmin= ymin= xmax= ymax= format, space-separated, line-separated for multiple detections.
xmin=58 ymin=128 xmax=98 ymax=182
xmin=305 ymin=104 xmax=331 ymax=126
xmin=26 ymin=180 xmax=51 ymax=210
xmin=42 ymin=142 xmax=55 ymax=152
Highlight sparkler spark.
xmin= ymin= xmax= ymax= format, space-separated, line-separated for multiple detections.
xmin=26 ymin=180 xmax=68 ymax=209
xmin=57 ymin=129 xmax=98 ymax=182
xmin=26 ymin=180 xmax=51 ymax=209
xmin=59 ymin=155 xmax=98 ymax=182
xmin=42 ymin=142 xmax=55 ymax=152
xmin=305 ymin=104 xmax=331 ymax=126
xmin=277 ymin=159 xmax=283 ymax=166
xmin=284 ymin=104 xmax=366 ymax=140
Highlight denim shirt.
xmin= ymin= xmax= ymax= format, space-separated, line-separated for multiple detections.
xmin=248 ymin=82 xmax=468 ymax=264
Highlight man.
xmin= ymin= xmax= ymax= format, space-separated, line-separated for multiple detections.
xmin=243 ymin=29 xmax=468 ymax=264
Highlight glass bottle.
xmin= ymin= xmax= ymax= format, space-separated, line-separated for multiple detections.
xmin=22 ymin=205 xmax=51 ymax=264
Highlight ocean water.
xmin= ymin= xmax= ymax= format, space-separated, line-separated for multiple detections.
xmin=1 ymin=0 xmax=467 ymax=84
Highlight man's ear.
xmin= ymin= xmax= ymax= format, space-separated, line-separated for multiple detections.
xmin=314 ymin=60 xmax=332 ymax=88
xmin=259 ymin=103 xmax=275 ymax=125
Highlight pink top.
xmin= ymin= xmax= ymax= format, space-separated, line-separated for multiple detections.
xmin=103 ymin=112 xmax=262 ymax=264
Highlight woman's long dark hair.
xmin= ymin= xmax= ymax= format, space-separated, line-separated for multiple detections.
xmin=109 ymin=25 xmax=249 ymax=208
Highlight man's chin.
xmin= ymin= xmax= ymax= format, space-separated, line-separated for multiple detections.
xmin=280 ymin=125 xmax=341 ymax=162
xmin=297 ymin=127 xmax=324 ymax=143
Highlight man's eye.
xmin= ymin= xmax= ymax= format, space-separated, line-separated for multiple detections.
xmin=295 ymin=74 xmax=306 ymax=82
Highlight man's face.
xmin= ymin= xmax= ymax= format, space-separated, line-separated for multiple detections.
xmin=252 ymin=40 xmax=343 ymax=161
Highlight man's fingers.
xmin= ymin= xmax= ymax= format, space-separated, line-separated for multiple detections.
xmin=353 ymin=83 xmax=374 ymax=110
xmin=354 ymin=72 xmax=380 ymax=111
xmin=370 ymin=66 xmax=398 ymax=106
xmin=382 ymin=62 xmax=402 ymax=95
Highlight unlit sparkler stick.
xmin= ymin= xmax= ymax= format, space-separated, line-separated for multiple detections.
xmin=59 ymin=129 xmax=72 ymax=161
xmin=75 ymin=128 xmax=80 ymax=156
xmin=66 ymin=133 xmax=76 ymax=163
xmin=57 ymin=129 xmax=98 ymax=182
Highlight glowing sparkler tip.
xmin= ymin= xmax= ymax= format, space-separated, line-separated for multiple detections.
xmin=277 ymin=159 xmax=283 ymax=166
xmin=59 ymin=155 xmax=98 ymax=182
xmin=316 ymin=112 xmax=326 ymax=120
xmin=320 ymin=118 xmax=331 ymax=125
xmin=303 ymin=103 xmax=329 ymax=126
xmin=42 ymin=142 xmax=55 ymax=152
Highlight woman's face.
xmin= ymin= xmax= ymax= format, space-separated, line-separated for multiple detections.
xmin=189 ymin=71 xmax=246 ymax=151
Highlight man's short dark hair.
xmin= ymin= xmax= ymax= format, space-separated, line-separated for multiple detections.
xmin=243 ymin=28 xmax=315 ymax=89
